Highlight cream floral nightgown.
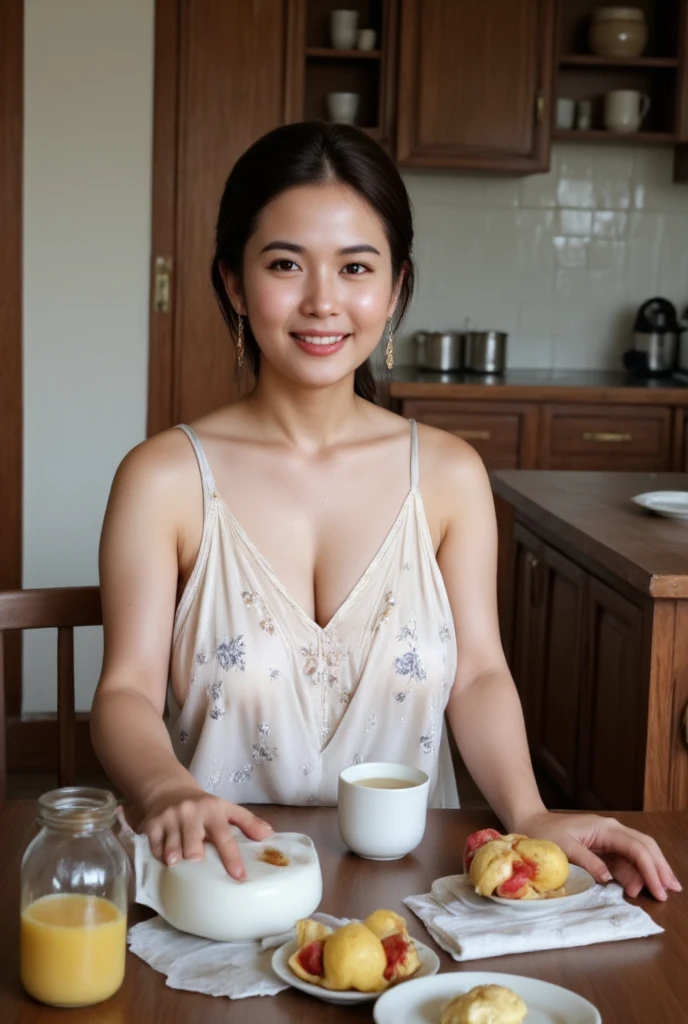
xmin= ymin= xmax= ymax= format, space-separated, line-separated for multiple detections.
xmin=167 ymin=420 xmax=460 ymax=808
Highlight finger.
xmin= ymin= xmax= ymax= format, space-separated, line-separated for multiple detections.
xmin=144 ymin=821 xmax=165 ymax=862
xmin=228 ymin=804 xmax=274 ymax=840
xmin=163 ymin=826 xmax=183 ymax=866
xmin=570 ymin=844 xmax=613 ymax=885
xmin=607 ymin=856 xmax=644 ymax=898
xmin=208 ymin=824 xmax=247 ymax=880
xmin=633 ymin=833 xmax=682 ymax=893
xmin=180 ymin=821 xmax=206 ymax=862
xmin=601 ymin=831 xmax=666 ymax=901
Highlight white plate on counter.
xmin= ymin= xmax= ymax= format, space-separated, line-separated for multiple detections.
xmin=632 ymin=491 xmax=688 ymax=520
xmin=373 ymin=971 xmax=602 ymax=1024
xmin=487 ymin=865 xmax=596 ymax=909
xmin=271 ymin=935 xmax=440 ymax=1005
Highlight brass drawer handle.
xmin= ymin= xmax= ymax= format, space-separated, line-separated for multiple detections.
xmin=455 ymin=429 xmax=491 ymax=441
xmin=582 ymin=431 xmax=632 ymax=443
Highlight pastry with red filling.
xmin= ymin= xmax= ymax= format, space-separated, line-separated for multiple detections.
xmin=463 ymin=828 xmax=569 ymax=900
xmin=287 ymin=909 xmax=420 ymax=992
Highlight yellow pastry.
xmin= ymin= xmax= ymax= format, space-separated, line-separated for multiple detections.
xmin=464 ymin=829 xmax=569 ymax=900
xmin=440 ymin=983 xmax=528 ymax=1024
xmin=287 ymin=909 xmax=420 ymax=992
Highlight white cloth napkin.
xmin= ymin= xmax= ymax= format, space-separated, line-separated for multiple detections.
xmin=127 ymin=912 xmax=348 ymax=999
xmin=403 ymin=874 xmax=664 ymax=962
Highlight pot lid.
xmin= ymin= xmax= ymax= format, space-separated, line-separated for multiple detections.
xmin=592 ymin=7 xmax=645 ymax=21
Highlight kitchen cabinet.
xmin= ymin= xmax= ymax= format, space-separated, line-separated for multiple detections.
xmin=494 ymin=469 xmax=688 ymax=811
xmin=578 ymin=577 xmax=645 ymax=810
xmin=395 ymin=0 xmax=556 ymax=171
xmin=540 ymin=404 xmax=674 ymax=471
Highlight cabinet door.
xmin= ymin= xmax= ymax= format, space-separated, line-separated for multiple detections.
xmin=396 ymin=0 xmax=555 ymax=170
xmin=533 ymin=544 xmax=586 ymax=800
xmin=540 ymin=404 xmax=674 ymax=471
xmin=578 ymin=578 xmax=645 ymax=811
xmin=509 ymin=523 xmax=544 ymax=742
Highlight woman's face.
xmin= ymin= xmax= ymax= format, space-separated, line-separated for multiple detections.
xmin=224 ymin=182 xmax=400 ymax=390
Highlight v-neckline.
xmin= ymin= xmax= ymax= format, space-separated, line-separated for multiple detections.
xmin=216 ymin=490 xmax=416 ymax=634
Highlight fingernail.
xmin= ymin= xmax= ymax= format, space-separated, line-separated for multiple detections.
xmin=232 ymin=868 xmax=246 ymax=881
xmin=256 ymin=818 xmax=273 ymax=831
xmin=167 ymin=853 xmax=179 ymax=865
xmin=188 ymin=854 xmax=202 ymax=862
xmin=601 ymin=871 xmax=612 ymax=883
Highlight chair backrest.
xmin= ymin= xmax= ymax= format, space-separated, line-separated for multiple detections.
xmin=0 ymin=587 xmax=102 ymax=800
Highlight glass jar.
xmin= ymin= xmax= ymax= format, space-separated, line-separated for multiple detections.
xmin=20 ymin=787 xmax=129 ymax=1008
xmin=589 ymin=7 xmax=648 ymax=58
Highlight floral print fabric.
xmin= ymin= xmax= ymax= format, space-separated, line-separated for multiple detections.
xmin=167 ymin=423 xmax=460 ymax=808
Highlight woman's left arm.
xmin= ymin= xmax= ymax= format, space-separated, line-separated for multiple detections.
xmin=433 ymin=435 xmax=681 ymax=901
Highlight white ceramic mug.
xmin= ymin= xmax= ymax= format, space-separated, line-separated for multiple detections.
xmin=556 ymin=97 xmax=575 ymax=130
xmin=604 ymin=90 xmax=651 ymax=133
xmin=326 ymin=91 xmax=359 ymax=125
xmin=337 ymin=761 xmax=430 ymax=860
xmin=330 ymin=9 xmax=359 ymax=49
xmin=357 ymin=28 xmax=376 ymax=50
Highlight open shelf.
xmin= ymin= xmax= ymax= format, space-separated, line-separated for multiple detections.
xmin=554 ymin=128 xmax=676 ymax=144
xmin=306 ymin=47 xmax=381 ymax=60
xmin=559 ymin=54 xmax=679 ymax=69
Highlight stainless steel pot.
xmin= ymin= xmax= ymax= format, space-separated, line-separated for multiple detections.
xmin=414 ymin=331 xmax=464 ymax=371
xmin=464 ymin=331 xmax=508 ymax=374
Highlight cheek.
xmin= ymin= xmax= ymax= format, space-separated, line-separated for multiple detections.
xmin=245 ymin=275 xmax=297 ymax=328
xmin=349 ymin=278 xmax=394 ymax=323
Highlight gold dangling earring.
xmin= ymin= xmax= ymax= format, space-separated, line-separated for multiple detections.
xmin=236 ymin=313 xmax=245 ymax=368
xmin=384 ymin=317 xmax=394 ymax=371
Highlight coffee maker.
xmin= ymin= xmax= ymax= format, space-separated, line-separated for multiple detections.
xmin=623 ymin=297 xmax=678 ymax=377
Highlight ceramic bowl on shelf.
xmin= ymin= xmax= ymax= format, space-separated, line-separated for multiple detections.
xmin=134 ymin=831 xmax=322 ymax=941
xmin=589 ymin=7 xmax=648 ymax=59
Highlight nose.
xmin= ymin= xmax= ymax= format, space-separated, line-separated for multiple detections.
xmin=299 ymin=267 xmax=340 ymax=319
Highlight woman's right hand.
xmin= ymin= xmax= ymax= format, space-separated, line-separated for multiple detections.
xmin=139 ymin=784 xmax=274 ymax=880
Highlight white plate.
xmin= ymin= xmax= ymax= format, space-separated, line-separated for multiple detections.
xmin=632 ymin=490 xmax=688 ymax=521
xmin=271 ymin=935 xmax=440 ymax=1005
xmin=373 ymin=971 xmax=601 ymax=1024
xmin=487 ymin=865 xmax=596 ymax=910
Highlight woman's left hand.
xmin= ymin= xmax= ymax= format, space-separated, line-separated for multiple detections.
xmin=516 ymin=810 xmax=682 ymax=901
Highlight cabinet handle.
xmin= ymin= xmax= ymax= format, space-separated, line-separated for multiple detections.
xmin=535 ymin=90 xmax=545 ymax=123
xmin=455 ymin=429 xmax=491 ymax=441
xmin=582 ymin=431 xmax=632 ymax=443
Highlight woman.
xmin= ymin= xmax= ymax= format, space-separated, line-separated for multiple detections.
xmin=91 ymin=122 xmax=679 ymax=900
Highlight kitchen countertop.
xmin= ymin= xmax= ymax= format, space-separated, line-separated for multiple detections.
xmin=390 ymin=368 xmax=688 ymax=403
xmin=491 ymin=470 xmax=688 ymax=598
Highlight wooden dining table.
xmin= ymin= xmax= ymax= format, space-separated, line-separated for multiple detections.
xmin=1 ymin=802 xmax=686 ymax=1023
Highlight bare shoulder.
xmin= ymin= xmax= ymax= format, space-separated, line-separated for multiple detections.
xmin=416 ymin=420 xmax=490 ymax=494
xmin=107 ymin=426 xmax=200 ymax=513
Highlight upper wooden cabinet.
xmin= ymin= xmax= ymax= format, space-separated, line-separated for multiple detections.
xmin=395 ymin=0 xmax=556 ymax=171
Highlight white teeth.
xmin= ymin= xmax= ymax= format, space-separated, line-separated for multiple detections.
xmin=294 ymin=334 xmax=346 ymax=345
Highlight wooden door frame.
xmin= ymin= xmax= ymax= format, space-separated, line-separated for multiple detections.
xmin=0 ymin=0 xmax=24 ymax=718
xmin=146 ymin=0 xmax=302 ymax=437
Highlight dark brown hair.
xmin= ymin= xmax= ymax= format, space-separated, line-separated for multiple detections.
xmin=211 ymin=121 xmax=415 ymax=403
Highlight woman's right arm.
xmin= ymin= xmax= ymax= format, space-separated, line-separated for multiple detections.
xmin=90 ymin=434 xmax=272 ymax=878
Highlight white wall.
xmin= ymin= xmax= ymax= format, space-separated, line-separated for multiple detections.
xmin=400 ymin=145 xmax=688 ymax=369
xmin=23 ymin=0 xmax=154 ymax=712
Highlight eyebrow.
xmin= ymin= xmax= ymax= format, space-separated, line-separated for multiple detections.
xmin=260 ymin=241 xmax=381 ymax=256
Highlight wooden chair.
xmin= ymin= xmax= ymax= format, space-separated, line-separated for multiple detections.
xmin=0 ymin=587 xmax=102 ymax=800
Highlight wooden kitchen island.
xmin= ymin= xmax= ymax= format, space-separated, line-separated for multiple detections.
xmin=492 ymin=471 xmax=688 ymax=814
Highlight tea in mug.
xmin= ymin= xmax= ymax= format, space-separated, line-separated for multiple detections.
xmin=354 ymin=777 xmax=419 ymax=789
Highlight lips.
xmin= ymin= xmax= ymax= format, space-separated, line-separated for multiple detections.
xmin=291 ymin=332 xmax=349 ymax=356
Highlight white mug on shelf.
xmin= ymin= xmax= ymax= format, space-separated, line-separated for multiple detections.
xmin=327 ymin=91 xmax=360 ymax=125
xmin=556 ymin=97 xmax=575 ymax=130
xmin=357 ymin=28 xmax=376 ymax=50
xmin=330 ymin=9 xmax=359 ymax=50
xmin=604 ymin=90 xmax=651 ymax=133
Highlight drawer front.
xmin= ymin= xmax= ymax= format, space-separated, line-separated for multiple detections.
xmin=402 ymin=400 xmax=522 ymax=469
xmin=542 ymin=405 xmax=673 ymax=471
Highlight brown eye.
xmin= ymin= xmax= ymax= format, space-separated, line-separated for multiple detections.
xmin=342 ymin=263 xmax=369 ymax=275
xmin=269 ymin=259 xmax=299 ymax=272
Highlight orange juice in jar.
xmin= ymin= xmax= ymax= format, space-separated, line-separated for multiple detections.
xmin=20 ymin=788 xmax=129 ymax=1007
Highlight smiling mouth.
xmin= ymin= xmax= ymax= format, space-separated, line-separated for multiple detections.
xmin=291 ymin=333 xmax=350 ymax=346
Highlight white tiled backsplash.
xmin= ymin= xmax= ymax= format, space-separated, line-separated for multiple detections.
xmin=399 ymin=144 xmax=688 ymax=370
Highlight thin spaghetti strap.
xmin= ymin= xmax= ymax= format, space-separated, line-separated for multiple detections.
xmin=409 ymin=419 xmax=419 ymax=490
xmin=176 ymin=424 xmax=217 ymax=515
